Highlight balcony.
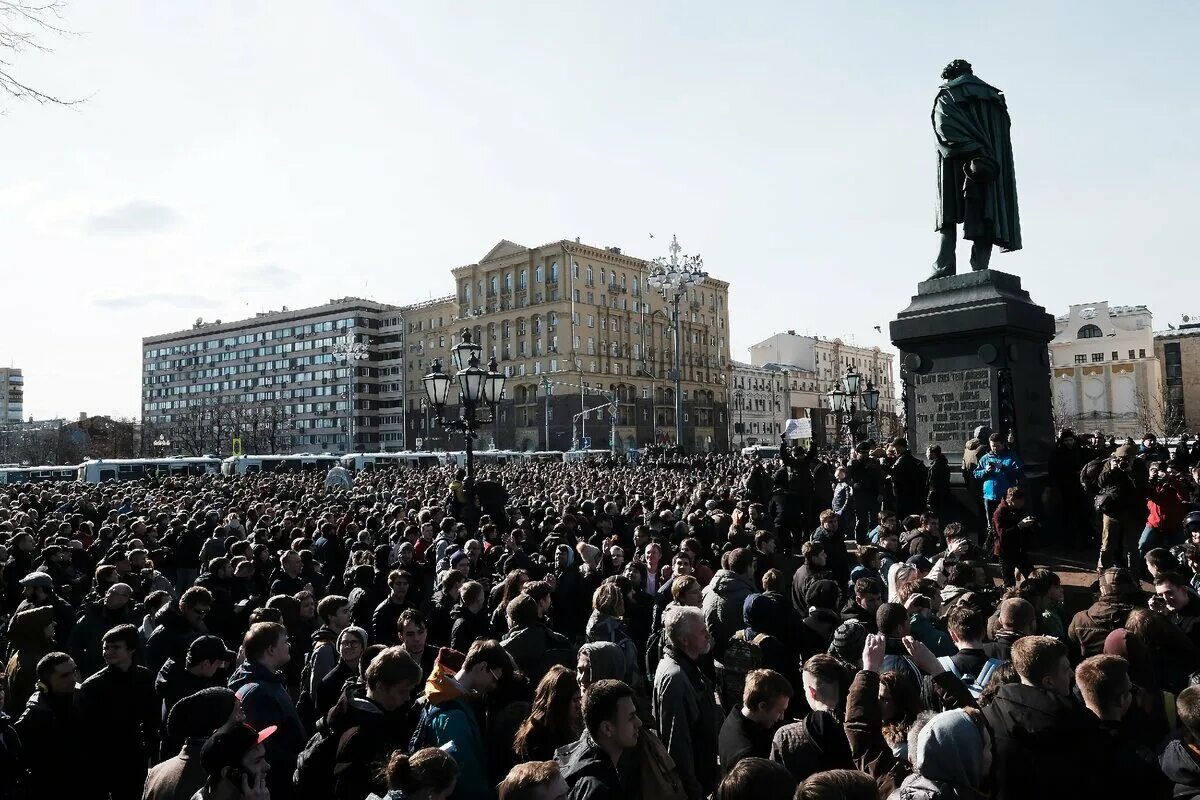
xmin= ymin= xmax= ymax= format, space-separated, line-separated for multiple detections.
xmin=607 ymin=283 xmax=626 ymax=294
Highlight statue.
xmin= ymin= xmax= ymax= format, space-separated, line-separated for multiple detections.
xmin=930 ymin=60 xmax=1022 ymax=279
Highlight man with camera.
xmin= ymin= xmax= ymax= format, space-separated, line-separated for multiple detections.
xmin=1095 ymin=444 xmax=1149 ymax=573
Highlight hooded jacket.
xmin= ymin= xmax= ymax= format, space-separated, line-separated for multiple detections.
xmin=146 ymin=604 xmax=204 ymax=674
xmin=1161 ymin=738 xmax=1200 ymax=799
xmin=1068 ymin=596 xmax=1133 ymax=663
xmin=502 ymin=622 xmax=575 ymax=687
xmin=585 ymin=612 xmax=640 ymax=690
xmin=420 ymin=666 xmax=492 ymax=800
xmin=896 ymin=709 xmax=986 ymax=800
xmin=449 ymin=604 xmax=488 ymax=654
xmin=701 ymin=569 xmax=757 ymax=658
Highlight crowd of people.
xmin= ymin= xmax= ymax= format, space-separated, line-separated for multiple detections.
xmin=3 ymin=427 xmax=1200 ymax=800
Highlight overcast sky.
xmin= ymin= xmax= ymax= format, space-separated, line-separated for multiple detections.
xmin=3 ymin=2 xmax=1198 ymax=420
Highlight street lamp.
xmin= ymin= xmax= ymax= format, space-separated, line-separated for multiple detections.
xmin=153 ymin=434 xmax=171 ymax=457
xmin=734 ymin=388 xmax=745 ymax=449
xmin=422 ymin=328 xmax=506 ymax=492
xmin=826 ymin=367 xmax=882 ymax=448
xmin=332 ymin=332 xmax=369 ymax=454
xmin=647 ymin=234 xmax=705 ymax=452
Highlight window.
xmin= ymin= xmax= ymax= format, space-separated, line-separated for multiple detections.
xmin=1074 ymin=355 xmax=1086 ymax=364
xmin=1111 ymin=352 xmax=1118 ymax=361
xmin=1091 ymin=353 xmax=1104 ymax=362
xmin=1078 ymin=324 xmax=1103 ymax=339
xmin=535 ymin=266 xmax=543 ymax=283
xmin=1139 ymin=349 xmax=1146 ymax=358
xmin=550 ymin=262 xmax=558 ymax=282
xmin=587 ymin=315 xmax=594 ymax=328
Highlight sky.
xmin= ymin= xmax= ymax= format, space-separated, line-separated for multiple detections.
xmin=2 ymin=1 xmax=1198 ymax=420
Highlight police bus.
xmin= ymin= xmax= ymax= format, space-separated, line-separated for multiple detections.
xmin=339 ymin=452 xmax=444 ymax=472
xmin=221 ymin=454 xmax=341 ymax=475
xmin=0 ymin=465 xmax=78 ymax=484
xmin=77 ymin=457 xmax=222 ymax=483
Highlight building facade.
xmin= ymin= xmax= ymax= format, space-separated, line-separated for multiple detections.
xmin=1153 ymin=315 xmax=1200 ymax=432
xmin=0 ymin=368 xmax=23 ymax=424
xmin=729 ymin=361 xmax=787 ymax=447
xmin=406 ymin=239 xmax=732 ymax=452
xmin=142 ymin=298 xmax=406 ymax=455
xmin=142 ymin=237 xmax=734 ymax=456
xmin=749 ymin=331 xmax=897 ymax=445
xmin=1050 ymin=302 xmax=1163 ymax=438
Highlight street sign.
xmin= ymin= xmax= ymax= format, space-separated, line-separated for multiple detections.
xmin=231 ymin=437 xmax=243 ymax=456
xmin=415 ymin=438 xmax=424 ymax=449
xmin=581 ymin=436 xmax=592 ymax=449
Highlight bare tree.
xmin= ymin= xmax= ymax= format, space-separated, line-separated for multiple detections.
xmin=1050 ymin=395 xmax=1073 ymax=436
xmin=1134 ymin=386 xmax=1185 ymax=439
xmin=1 ymin=1 xmax=82 ymax=106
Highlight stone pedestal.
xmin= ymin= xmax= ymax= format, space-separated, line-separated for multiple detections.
xmin=890 ymin=270 xmax=1055 ymax=525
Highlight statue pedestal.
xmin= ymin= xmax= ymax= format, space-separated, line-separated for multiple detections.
xmin=890 ymin=270 xmax=1055 ymax=526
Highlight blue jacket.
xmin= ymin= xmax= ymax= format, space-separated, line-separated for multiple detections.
xmin=426 ymin=697 xmax=491 ymax=800
xmin=228 ymin=660 xmax=305 ymax=770
xmin=973 ymin=451 xmax=1024 ymax=501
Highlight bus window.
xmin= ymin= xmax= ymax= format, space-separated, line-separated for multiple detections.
xmin=246 ymin=464 xmax=260 ymax=474
xmin=100 ymin=469 xmax=118 ymax=482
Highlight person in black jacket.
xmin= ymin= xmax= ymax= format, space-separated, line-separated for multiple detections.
xmin=718 ymin=668 xmax=792 ymax=771
xmin=925 ymin=444 xmax=951 ymax=517
xmin=371 ymin=569 xmax=417 ymax=646
xmin=78 ymin=624 xmax=160 ymax=800
xmin=14 ymin=652 xmax=89 ymax=799
xmin=889 ymin=438 xmax=928 ymax=519
xmin=560 ymin=678 xmax=641 ymax=799
xmin=146 ymin=586 xmax=213 ymax=674
xmin=450 ymin=581 xmax=489 ymax=653
xmin=848 ymin=444 xmax=883 ymax=544
xmin=155 ymin=635 xmax=235 ymax=756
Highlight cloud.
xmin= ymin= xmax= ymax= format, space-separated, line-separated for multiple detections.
xmin=86 ymin=200 xmax=181 ymax=234
xmin=236 ymin=261 xmax=302 ymax=292
xmin=92 ymin=292 xmax=216 ymax=310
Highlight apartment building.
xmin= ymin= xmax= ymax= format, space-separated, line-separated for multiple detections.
xmin=0 ymin=368 xmax=22 ymax=424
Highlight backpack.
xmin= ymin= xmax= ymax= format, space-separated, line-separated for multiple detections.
xmin=407 ymin=698 xmax=440 ymax=755
xmin=937 ymin=655 xmax=1006 ymax=699
xmin=714 ymin=629 xmax=766 ymax=711
xmin=1080 ymin=456 xmax=1107 ymax=495
xmin=292 ymin=724 xmax=346 ymax=800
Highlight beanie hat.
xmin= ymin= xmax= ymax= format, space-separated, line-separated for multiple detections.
xmin=336 ymin=626 xmax=368 ymax=650
xmin=805 ymin=579 xmax=840 ymax=611
xmin=830 ymin=620 xmax=868 ymax=660
xmin=167 ymin=687 xmax=238 ymax=741
xmin=434 ymin=646 xmax=466 ymax=674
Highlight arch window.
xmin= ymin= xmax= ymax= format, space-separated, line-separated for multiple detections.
xmin=1078 ymin=324 xmax=1103 ymax=339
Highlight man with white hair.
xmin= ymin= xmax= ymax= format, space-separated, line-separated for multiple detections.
xmin=653 ymin=605 xmax=720 ymax=800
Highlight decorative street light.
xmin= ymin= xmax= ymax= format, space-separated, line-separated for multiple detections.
xmin=734 ymin=388 xmax=746 ymax=450
xmin=826 ymin=367 xmax=883 ymax=448
xmin=422 ymin=328 xmax=506 ymax=491
xmin=647 ymin=234 xmax=705 ymax=452
xmin=332 ymin=332 xmax=369 ymax=454
xmin=152 ymin=434 xmax=171 ymax=457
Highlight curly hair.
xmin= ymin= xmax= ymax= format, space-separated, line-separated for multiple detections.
xmin=941 ymin=59 xmax=973 ymax=80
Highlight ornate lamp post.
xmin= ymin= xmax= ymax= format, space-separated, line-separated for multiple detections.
xmin=647 ymin=235 xmax=705 ymax=452
xmin=826 ymin=367 xmax=882 ymax=448
xmin=152 ymin=434 xmax=171 ymax=457
xmin=734 ymin=388 xmax=745 ymax=449
xmin=332 ymin=332 xmax=369 ymax=454
xmin=421 ymin=329 xmax=506 ymax=491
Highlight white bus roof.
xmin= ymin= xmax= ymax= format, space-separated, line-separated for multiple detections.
xmin=79 ymin=457 xmax=220 ymax=466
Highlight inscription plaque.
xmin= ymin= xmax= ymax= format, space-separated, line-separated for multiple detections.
xmin=913 ymin=368 xmax=993 ymax=453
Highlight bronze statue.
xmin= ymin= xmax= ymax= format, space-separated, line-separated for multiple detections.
xmin=931 ymin=60 xmax=1022 ymax=279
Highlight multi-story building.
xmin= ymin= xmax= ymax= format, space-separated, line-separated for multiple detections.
xmin=1050 ymin=302 xmax=1162 ymax=438
xmin=749 ymin=331 xmax=896 ymax=445
xmin=142 ymin=298 xmax=405 ymax=454
xmin=1153 ymin=314 xmax=1200 ymax=432
xmin=405 ymin=238 xmax=732 ymax=452
xmin=142 ymin=237 xmax=734 ymax=456
xmin=0 ymin=368 xmax=23 ymax=424
xmin=729 ymin=361 xmax=787 ymax=447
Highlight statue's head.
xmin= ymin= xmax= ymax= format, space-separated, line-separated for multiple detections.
xmin=941 ymin=60 xmax=973 ymax=80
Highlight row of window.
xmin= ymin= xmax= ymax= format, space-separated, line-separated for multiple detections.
xmin=1071 ymin=349 xmax=1148 ymax=364
xmin=146 ymin=317 xmax=366 ymax=358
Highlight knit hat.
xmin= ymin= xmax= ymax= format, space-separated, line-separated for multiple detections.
xmin=449 ymin=549 xmax=469 ymax=567
xmin=434 ymin=646 xmax=466 ymax=674
xmin=829 ymin=620 xmax=868 ymax=661
xmin=805 ymin=579 xmax=840 ymax=611
xmin=337 ymin=626 xmax=368 ymax=650
xmin=1114 ymin=444 xmax=1137 ymax=459
xmin=167 ymin=687 xmax=238 ymax=741
xmin=1100 ymin=566 xmax=1136 ymax=597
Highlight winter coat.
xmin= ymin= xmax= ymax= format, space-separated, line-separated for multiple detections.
xmin=67 ymin=600 xmax=142 ymax=678
xmin=371 ymin=595 xmax=417 ymax=646
xmin=653 ymin=646 xmax=720 ymax=800
xmin=982 ymin=683 xmax=1090 ymax=800
xmin=329 ymin=695 xmax=412 ymax=800
xmin=449 ymin=604 xmax=489 ymax=653
xmin=891 ymin=452 xmax=929 ymax=518
xmin=811 ymin=525 xmax=851 ymax=589
xmin=14 ymin=690 xmax=90 ymax=797
xmin=1096 ymin=461 xmax=1148 ymax=520
xmin=701 ymin=569 xmax=757 ymax=659
xmin=4 ymin=606 xmax=54 ymax=714
xmin=420 ymin=668 xmax=493 ymax=800
xmin=228 ymin=660 xmax=306 ymax=784
xmin=769 ymin=710 xmax=853 ymax=784
xmin=718 ymin=708 xmax=777 ymax=772
xmin=894 ymin=708 xmax=987 ymax=800
xmin=156 ymin=659 xmax=224 ymax=756
xmin=973 ymin=451 xmax=1024 ymax=501
xmin=1068 ymin=597 xmax=1133 ymax=663
xmin=144 ymin=739 xmax=207 ymax=800
xmin=927 ymin=454 xmax=951 ymax=510
xmin=0 ymin=710 xmax=25 ymax=800
xmin=561 ymin=736 xmax=626 ymax=800
xmin=1161 ymin=738 xmax=1200 ymax=800
xmin=78 ymin=663 xmax=160 ymax=764
xmin=146 ymin=604 xmax=205 ymax=674
xmin=585 ymin=613 xmax=640 ymax=689
xmin=991 ymin=500 xmax=1031 ymax=559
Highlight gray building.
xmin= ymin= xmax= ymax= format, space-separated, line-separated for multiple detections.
xmin=142 ymin=297 xmax=408 ymax=455
xmin=0 ymin=368 xmax=23 ymax=424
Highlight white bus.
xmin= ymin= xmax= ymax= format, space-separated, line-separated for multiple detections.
xmin=221 ymin=454 xmax=341 ymax=475
xmin=339 ymin=452 xmax=444 ymax=471
xmin=0 ymin=465 xmax=78 ymax=484
xmin=563 ymin=449 xmax=614 ymax=463
xmin=77 ymin=457 xmax=222 ymax=483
